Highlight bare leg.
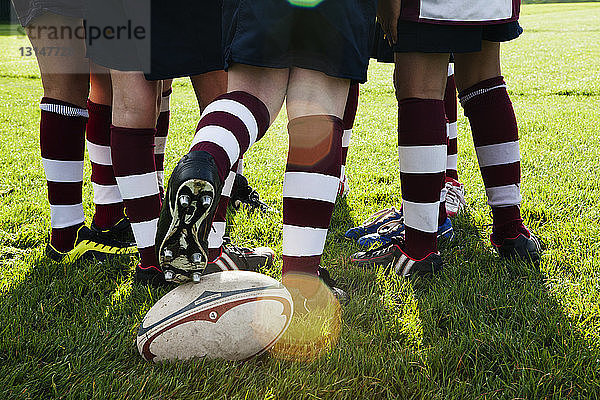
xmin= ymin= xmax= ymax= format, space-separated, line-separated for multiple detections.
xmin=454 ymin=42 xmax=533 ymax=258
xmin=227 ymin=64 xmax=289 ymax=125
xmin=453 ymin=41 xmax=502 ymax=92
xmin=110 ymin=71 xmax=162 ymax=269
xmin=190 ymin=70 xmax=228 ymax=112
xmin=28 ymin=14 xmax=89 ymax=254
xmin=110 ymin=71 xmax=160 ymax=128
xmin=281 ymin=68 xmax=349 ymax=278
xmin=27 ymin=13 xmax=89 ymax=107
xmin=394 ymin=53 xmax=449 ymax=263
xmin=87 ymin=62 xmax=128 ymax=230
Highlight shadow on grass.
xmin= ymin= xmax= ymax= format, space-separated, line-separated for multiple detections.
xmin=0 ymin=252 xmax=176 ymax=399
xmin=335 ymin=211 xmax=599 ymax=398
xmin=407 ymin=212 xmax=600 ymax=397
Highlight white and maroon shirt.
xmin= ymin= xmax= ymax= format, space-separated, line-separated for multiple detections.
xmin=400 ymin=0 xmax=520 ymax=25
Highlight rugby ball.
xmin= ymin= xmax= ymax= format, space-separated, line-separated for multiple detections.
xmin=136 ymin=271 xmax=293 ymax=363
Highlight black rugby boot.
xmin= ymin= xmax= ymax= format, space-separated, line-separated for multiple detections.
xmin=156 ymin=151 xmax=223 ymax=283
xmin=492 ymin=231 xmax=542 ymax=266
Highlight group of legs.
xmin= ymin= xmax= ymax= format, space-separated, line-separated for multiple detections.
xmin=20 ymin=0 xmax=541 ymax=305
xmin=24 ymin=8 xmax=265 ymax=279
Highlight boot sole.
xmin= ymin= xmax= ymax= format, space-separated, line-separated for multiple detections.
xmin=157 ymin=179 xmax=217 ymax=283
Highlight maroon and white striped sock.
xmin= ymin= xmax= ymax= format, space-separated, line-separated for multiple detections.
xmin=398 ymin=99 xmax=447 ymax=259
xmin=282 ymin=115 xmax=343 ymax=276
xmin=445 ymin=64 xmax=459 ymax=181
xmin=111 ymin=126 xmax=161 ymax=268
xmin=86 ymin=100 xmax=125 ymax=230
xmin=40 ymin=97 xmax=88 ymax=252
xmin=207 ymin=163 xmax=238 ymax=260
xmin=190 ymin=91 xmax=270 ymax=182
xmin=459 ymin=76 xmax=525 ymax=240
xmin=155 ymin=88 xmax=171 ymax=196
xmin=341 ymin=83 xmax=359 ymax=184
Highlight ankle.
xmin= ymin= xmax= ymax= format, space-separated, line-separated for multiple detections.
xmin=50 ymin=223 xmax=84 ymax=252
xmin=93 ymin=204 xmax=125 ymax=230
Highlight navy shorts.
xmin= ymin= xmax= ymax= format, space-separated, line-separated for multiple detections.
xmin=223 ymin=0 xmax=376 ymax=83
xmin=372 ymin=20 xmax=523 ymax=62
xmin=12 ymin=0 xmax=84 ymax=26
xmin=145 ymin=0 xmax=224 ymax=80
xmin=84 ymin=0 xmax=151 ymax=72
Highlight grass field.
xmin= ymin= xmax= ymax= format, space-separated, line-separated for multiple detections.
xmin=1 ymin=3 xmax=600 ymax=399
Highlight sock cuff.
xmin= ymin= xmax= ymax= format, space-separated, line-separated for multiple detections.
xmin=110 ymin=125 xmax=156 ymax=137
xmin=458 ymin=76 xmax=507 ymax=107
xmin=86 ymin=99 xmax=111 ymax=116
xmin=41 ymin=97 xmax=88 ymax=118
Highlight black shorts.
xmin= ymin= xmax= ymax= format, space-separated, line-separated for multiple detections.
xmin=84 ymin=0 xmax=151 ymax=72
xmin=372 ymin=20 xmax=523 ymax=62
xmin=12 ymin=0 xmax=84 ymax=26
xmin=145 ymin=0 xmax=224 ymax=80
xmin=223 ymin=0 xmax=376 ymax=83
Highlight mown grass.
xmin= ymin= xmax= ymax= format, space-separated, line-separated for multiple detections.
xmin=1 ymin=3 xmax=599 ymax=399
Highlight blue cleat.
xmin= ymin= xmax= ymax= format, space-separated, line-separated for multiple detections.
xmin=357 ymin=216 xmax=455 ymax=248
xmin=344 ymin=207 xmax=403 ymax=241
xmin=356 ymin=217 xmax=405 ymax=248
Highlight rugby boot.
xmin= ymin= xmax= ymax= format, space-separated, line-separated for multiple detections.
xmin=134 ymin=264 xmax=174 ymax=287
xmin=392 ymin=247 xmax=445 ymax=277
xmin=204 ymin=238 xmax=275 ymax=274
xmin=90 ymin=217 xmax=135 ymax=244
xmin=491 ymin=228 xmax=542 ymax=265
xmin=344 ymin=207 xmax=403 ymax=241
xmin=229 ymin=173 xmax=273 ymax=213
xmin=45 ymin=225 xmax=137 ymax=263
xmin=156 ymin=151 xmax=223 ymax=283
xmin=351 ymin=237 xmax=445 ymax=277
xmin=357 ymin=216 xmax=454 ymax=248
xmin=338 ymin=174 xmax=350 ymax=198
xmin=445 ymin=177 xmax=466 ymax=217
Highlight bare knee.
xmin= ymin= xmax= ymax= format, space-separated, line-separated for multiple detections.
xmin=227 ymin=64 xmax=288 ymax=124
xmin=111 ymin=71 xmax=160 ymax=128
xmin=286 ymin=68 xmax=350 ymax=120
xmin=89 ymin=63 xmax=112 ymax=105
xmin=394 ymin=53 xmax=449 ymax=101
xmin=40 ymin=73 xmax=89 ymax=107
xmin=453 ymin=41 xmax=502 ymax=92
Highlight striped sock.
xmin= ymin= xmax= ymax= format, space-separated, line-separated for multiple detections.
xmin=398 ymin=99 xmax=447 ymax=259
xmin=111 ymin=126 xmax=161 ymax=268
xmin=207 ymin=165 xmax=237 ymax=260
xmin=459 ymin=76 xmax=525 ymax=240
xmin=190 ymin=91 xmax=270 ymax=182
xmin=155 ymin=88 xmax=171 ymax=196
xmin=282 ymin=115 xmax=343 ymax=276
xmin=341 ymin=83 xmax=359 ymax=186
xmin=445 ymin=64 xmax=459 ymax=181
xmin=86 ymin=100 xmax=125 ymax=229
xmin=40 ymin=97 xmax=88 ymax=252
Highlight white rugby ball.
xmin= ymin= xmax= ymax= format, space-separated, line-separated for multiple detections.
xmin=137 ymin=271 xmax=293 ymax=363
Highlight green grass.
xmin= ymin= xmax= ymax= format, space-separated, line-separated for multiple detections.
xmin=1 ymin=3 xmax=600 ymax=399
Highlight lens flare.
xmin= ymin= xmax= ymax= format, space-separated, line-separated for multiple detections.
xmin=287 ymin=0 xmax=325 ymax=8
xmin=271 ymin=273 xmax=342 ymax=362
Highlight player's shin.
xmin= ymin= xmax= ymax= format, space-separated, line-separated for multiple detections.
xmin=398 ymin=99 xmax=447 ymax=261
xmin=40 ymin=97 xmax=87 ymax=252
